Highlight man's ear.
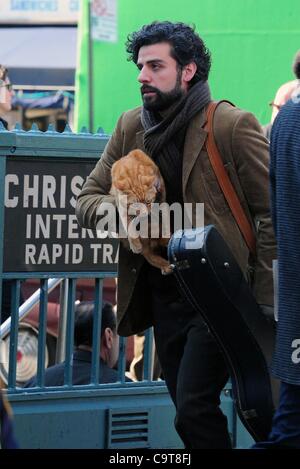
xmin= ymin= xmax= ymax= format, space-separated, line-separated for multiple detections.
xmin=103 ymin=327 xmax=113 ymax=350
xmin=182 ymin=62 xmax=197 ymax=84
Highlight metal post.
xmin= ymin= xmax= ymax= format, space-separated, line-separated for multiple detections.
xmin=55 ymin=279 xmax=69 ymax=364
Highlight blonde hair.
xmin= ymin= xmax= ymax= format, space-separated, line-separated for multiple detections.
xmin=0 ymin=64 xmax=8 ymax=82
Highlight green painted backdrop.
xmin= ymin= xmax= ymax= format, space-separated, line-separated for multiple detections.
xmin=75 ymin=0 xmax=300 ymax=133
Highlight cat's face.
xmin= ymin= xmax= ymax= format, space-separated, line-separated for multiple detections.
xmin=111 ymin=150 xmax=165 ymax=212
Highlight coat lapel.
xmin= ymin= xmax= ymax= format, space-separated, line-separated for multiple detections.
xmin=182 ymin=109 xmax=208 ymax=196
xmin=135 ymin=108 xmax=208 ymax=196
xmin=136 ymin=130 xmax=145 ymax=151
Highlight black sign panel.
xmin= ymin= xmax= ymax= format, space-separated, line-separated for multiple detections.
xmin=3 ymin=158 xmax=118 ymax=273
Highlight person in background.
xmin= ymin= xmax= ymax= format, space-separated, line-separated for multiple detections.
xmin=0 ymin=378 xmax=18 ymax=449
xmin=0 ymin=65 xmax=21 ymax=327
xmin=263 ymin=50 xmax=300 ymax=139
xmin=24 ymin=301 xmax=125 ymax=387
xmin=270 ymin=50 xmax=300 ymax=123
xmin=253 ymin=99 xmax=300 ymax=449
xmin=0 ymin=64 xmax=13 ymax=130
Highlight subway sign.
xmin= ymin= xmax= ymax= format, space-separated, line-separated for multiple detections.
xmin=3 ymin=157 xmax=118 ymax=273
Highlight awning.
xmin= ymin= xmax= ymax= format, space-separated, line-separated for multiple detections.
xmin=0 ymin=26 xmax=77 ymax=88
xmin=12 ymin=91 xmax=74 ymax=110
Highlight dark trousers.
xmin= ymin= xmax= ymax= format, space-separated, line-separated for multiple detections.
xmin=253 ymin=381 xmax=300 ymax=448
xmin=151 ymin=289 xmax=232 ymax=449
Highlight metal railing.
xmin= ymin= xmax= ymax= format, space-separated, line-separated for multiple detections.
xmin=0 ymin=278 xmax=62 ymax=340
xmin=0 ymin=275 xmax=159 ymax=391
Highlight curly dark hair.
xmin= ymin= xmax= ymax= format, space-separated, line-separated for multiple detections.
xmin=126 ymin=21 xmax=211 ymax=85
xmin=292 ymin=50 xmax=300 ymax=79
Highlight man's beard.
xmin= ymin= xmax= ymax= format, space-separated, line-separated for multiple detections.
xmin=141 ymin=71 xmax=185 ymax=112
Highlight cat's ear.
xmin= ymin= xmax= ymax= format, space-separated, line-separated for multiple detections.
xmin=154 ymin=177 xmax=161 ymax=192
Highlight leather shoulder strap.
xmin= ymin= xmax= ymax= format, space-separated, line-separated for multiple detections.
xmin=204 ymin=100 xmax=256 ymax=256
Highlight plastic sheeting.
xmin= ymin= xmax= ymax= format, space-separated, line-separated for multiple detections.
xmin=12 ymin=91 xmax=74 ymax=110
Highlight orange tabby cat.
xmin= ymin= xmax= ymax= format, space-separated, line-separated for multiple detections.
xmin=110 ymin=149 xmax=172 ymax=274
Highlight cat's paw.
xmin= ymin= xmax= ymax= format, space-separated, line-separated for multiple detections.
xmin=131 ymin=245 xmax=143 ymax=254
xmin=161 ymin=264 xmax=174 ymax=276
xmin=129 ymin=237 xmax=143 ymax=254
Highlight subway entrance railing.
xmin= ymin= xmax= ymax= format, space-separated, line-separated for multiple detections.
xmin=0 ymin=123 xmax=252 ymax=448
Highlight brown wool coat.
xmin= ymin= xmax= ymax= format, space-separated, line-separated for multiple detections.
xmin=76 ymin=102 xmax=277 ymax=336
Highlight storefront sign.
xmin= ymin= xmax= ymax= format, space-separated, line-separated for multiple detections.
xmin=0 ymin=0 xmax=79 ymax=24
xmin=91 ymin=0 xmax=117 ymax=43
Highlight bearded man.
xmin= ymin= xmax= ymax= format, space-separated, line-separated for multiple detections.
xmin=76 ymin=21 xmax=276 ymax=448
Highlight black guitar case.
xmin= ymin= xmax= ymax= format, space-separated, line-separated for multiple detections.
xmin=168 ymin=225 xmax=278 ymax=442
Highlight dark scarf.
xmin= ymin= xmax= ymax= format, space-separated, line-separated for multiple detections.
xmin=141 ymin=80 xmax=211 ymax=203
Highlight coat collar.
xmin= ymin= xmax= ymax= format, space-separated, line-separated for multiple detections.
xmin=136 ymin=129 xmax=144 ymax=150
xmin=135 ymin=107 xmax=208 ymax=196
xmin=74 ymin=348 xmax=109 ymax=367
xmin=73 ymin=348 xmax=92 ymax=362
xmin=182 ymin=108 xmax=208 ymax=195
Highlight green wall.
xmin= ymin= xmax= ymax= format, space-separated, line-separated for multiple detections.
xmin=75 ymin=0 xmax=300 ymax=133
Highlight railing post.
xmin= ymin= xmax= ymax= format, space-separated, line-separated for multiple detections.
xmin=55 ymin=279 xmax=69 ymax=364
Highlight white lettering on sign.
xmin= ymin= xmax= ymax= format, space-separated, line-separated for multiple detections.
xmin=24 ymin=174 xmax=39 ymax=208
xmin=60 ymin=175 xmax=66 ymax=208
xmin=24 ymin=214 xmax=106 ymax=240
xmin=90 ymin=243 xmax=118 ymax=264
xmin=68 ymin=214 xmax=79 ymax=239
xmin=91 ymin=0 xmax=118 ymax=43
xmin=25 ymin=243 xmax=84 ymax=265
xmin=11 ymin=1 xmax=58 ymax=12
xmin=35 ymin=214 xmax=50 ymax=238
xmin=4 ymin=174 xmax=85 ymax=209
xmin=26 ymin=214 xmax=31 ymax=238
xmin=70 ymin=176 xmax=84 ymax=208
xmin=5 ymin=171 xmax=117 ymax=270
xmin=52 ymin=214 xmax=67 ymax=238
xmin=24 ymin=243 xmax=117 ymax=266
xmin=42 ymin=175 xmax=56 ymax=208
xmin=5 ymin=174 xmax=19 ymax=208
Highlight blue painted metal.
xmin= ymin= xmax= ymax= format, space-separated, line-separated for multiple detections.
xmin=7 ymin=280 xmax=21 ymax=389
xmin=1 ymin=272 xmax=117 ymax=279
xmin=63 ymin=279 xmax=76 ymax=387
xmin=235 ymin=415 xmax=255 ymax=448
xmin=90 ymin=278 xmax=102 ymax=384
xmin=0 ymin=156 xmax=6 ymax=327
xmin=117 ymin=336 xmax=127 ymax=384
xmin=36 ymin=279 xmax=48 ymax=388
xmin=143 ymin=328 xmax=153 ymax=381
xmin=10 ymin=385 xmax=182 ymax=449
